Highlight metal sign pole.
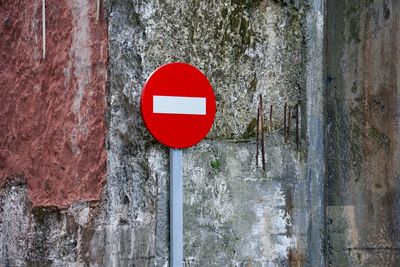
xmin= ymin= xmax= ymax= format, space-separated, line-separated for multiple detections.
xmin=170 ymin=148 xmax=183 ymax=267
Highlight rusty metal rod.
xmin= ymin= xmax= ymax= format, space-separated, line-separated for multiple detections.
xmin=284 ymin=103 xmax=287 ymax=142
xmin=256 ymin=103 xmax=260 ymax=167
xmin=260 ymin=95 xmax=266 ymax=171
xmin=287 ymin=106 xmax=291 ymax=141
xmin=269 ymin=104 xmax=273 ymax=131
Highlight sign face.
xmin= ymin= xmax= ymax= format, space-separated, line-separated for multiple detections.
xmin=141 ymin=62 xmax=216 ymax=148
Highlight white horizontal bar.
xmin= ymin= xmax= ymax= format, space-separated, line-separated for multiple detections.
xmin=153 ymin=96 xmax=206 ymax=115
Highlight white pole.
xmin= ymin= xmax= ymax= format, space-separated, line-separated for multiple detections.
xmin=170 ymin=148 xmax=183 ymax=267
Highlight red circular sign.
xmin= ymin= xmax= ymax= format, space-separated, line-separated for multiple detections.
xmin=141 ymin=62 xmax=216 ymax=148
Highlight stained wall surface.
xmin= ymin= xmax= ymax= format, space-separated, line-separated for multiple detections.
xmin=325 ymin=0 xmax=400 ymax=265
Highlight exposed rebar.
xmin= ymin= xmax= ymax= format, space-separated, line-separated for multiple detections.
xmin=287 ymin=106 xmax=291 ymax=141
xmin=269 ymin=104 xmax=273 ymax=131
xmin=284 ymin=103 xmax=287 ymax=142
xmin=255 ymin=95 xmax=266 ymax=171
xmin=256 ymin=102 xmax=260 ymax=167
xmin=260 ymin=95 xmax=266 ymax=171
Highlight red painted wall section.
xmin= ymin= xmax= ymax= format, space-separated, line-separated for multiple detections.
xmin=0 ymin=0 xmax=108 ymax=208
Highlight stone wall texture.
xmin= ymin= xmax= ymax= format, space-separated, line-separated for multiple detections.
xmin=0 ymin=0 xmax=399 ymax=266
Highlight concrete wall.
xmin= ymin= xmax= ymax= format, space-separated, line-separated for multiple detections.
xmin=4 ymin=0 xmax=399 ymax=266
xmin=105 ymin=0 xmax=317 ymax=265
xmin=0 ymin=0 xmax=321 ymax=265
xmin=325 ymin=0 xmax=400 ymax=265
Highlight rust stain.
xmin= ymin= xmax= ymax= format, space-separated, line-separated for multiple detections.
xmin=255 ymin=95 xmax=266 ymax=170
xmin=284 ymin=188 xmax=294 ymax=219
xmin=288 ymin=247 xmax=305 ymax=267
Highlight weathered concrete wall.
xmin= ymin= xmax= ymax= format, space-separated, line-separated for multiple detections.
xmin=4 ymin=0 xmax=400 ymax=266
xmin=325 ymin=0 xmax=400 ymax=265
xmin=304 ymin=0 xmax=325 ymax=265
xmin=0 ymin=0 xmax=108 ymax=207
xmin=105 ymin=0 xmax=314 ymax=265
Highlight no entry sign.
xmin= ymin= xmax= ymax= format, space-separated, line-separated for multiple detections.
xmin=141 ymin=62 xmax=216 ymax=148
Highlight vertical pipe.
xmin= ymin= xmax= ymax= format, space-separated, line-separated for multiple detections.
xmin=170 ymin=149 xmax=183 ymax=267
xmin=42 ymin=0 xmax=46 ymax=60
